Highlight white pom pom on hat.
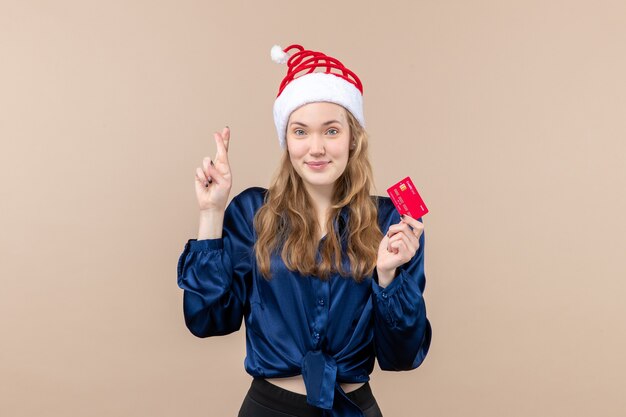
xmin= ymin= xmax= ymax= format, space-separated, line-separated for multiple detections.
xmin=271 ymin=45 xmax=289 ymax=64
xmin=270 ymin=44 xmax=365 ymax=149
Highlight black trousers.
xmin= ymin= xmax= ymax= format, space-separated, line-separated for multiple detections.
xmin=237 ymin=377 xmax=383 ymax=417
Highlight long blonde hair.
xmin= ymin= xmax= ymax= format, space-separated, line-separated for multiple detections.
xmin=253 ymin=108 xmax=383 ymax=283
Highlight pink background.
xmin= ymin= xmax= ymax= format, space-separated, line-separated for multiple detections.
xmin=1 ymin=1 xmax=625 ymax=416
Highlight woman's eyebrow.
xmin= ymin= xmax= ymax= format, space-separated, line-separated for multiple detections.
xmin=289 ymin=120 xmax=343 ymax=127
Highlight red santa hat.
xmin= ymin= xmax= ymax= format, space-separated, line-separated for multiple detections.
xmin=271 ymin=44 xmax=365 ymax=149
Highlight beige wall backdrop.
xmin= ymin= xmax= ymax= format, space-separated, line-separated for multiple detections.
xmin=1 ymin=0 xmax=625 ymax=416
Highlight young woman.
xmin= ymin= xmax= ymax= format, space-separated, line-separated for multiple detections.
xmin=177 ymin=44 xmax=432 ymax=417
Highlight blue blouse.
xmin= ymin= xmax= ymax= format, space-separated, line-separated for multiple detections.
xmin=177 ymin=187 xmax=432 ymax=417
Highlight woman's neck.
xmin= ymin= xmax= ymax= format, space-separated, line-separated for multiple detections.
xmin=302 ymin=183 xmax=335 ymax=240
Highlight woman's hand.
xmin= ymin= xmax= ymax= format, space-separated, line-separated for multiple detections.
xmin=376 ymin=214 xmax=424 ymax=287
xmin=195 ymin=126 xmax=232 ymax=212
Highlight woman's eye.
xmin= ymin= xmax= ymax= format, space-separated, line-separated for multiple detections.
xmin=327 ymin=128 xmax=338 ymax=135
xmin=294 ymin=129 xmax=305 ymax=135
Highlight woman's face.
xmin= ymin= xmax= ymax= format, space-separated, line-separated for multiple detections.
xmin=286 ymin=102 xmax=351 ymax=195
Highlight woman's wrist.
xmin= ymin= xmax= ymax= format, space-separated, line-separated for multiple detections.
xmin=198 ymin=210 xmax=225 ymax=240
xmin=376 ymin=267 xmax=396 ymax=288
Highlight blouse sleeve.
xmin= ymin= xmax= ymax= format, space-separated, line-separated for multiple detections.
xmin=371 ymin=221 xmax=432 ymax=371
xmin=176 ymin=193 xmax=255 ymax=338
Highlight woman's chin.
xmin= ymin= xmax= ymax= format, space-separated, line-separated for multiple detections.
xmin=302 ymin=176 xmax=337 ymax=188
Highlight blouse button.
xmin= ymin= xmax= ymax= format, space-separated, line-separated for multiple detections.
xmin=313 ymin=332 xmax=320 ymax=340
xmin=318 ymin=298 xmax=325 ymax=306
xmin=381 ymin=291 xmax=388 ymax=299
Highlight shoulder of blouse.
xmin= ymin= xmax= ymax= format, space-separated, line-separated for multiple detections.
xmin=372 ymin=194 xmax=398 ymax=225
xmin=232 ymin=186 xmax=268 ymax=204
xmin=226 ymin=186 xmax=268 ymax=217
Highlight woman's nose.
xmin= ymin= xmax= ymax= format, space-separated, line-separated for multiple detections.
xmin=309 ymin=134 xmax=325 ymax=154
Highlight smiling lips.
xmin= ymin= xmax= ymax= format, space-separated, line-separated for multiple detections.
xmin=306 ymin=161 xmax=330 ymax=170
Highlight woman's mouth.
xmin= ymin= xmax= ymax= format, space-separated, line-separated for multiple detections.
xmin=306 ymin=161 xmax=330 ymax=170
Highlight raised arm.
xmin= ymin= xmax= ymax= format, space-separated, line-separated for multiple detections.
xmin=177 ymin=126 xmax=254 ymax=337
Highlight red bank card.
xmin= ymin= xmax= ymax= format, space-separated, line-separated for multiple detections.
xmin=386 ymin=176 xmax=429 ymax=219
